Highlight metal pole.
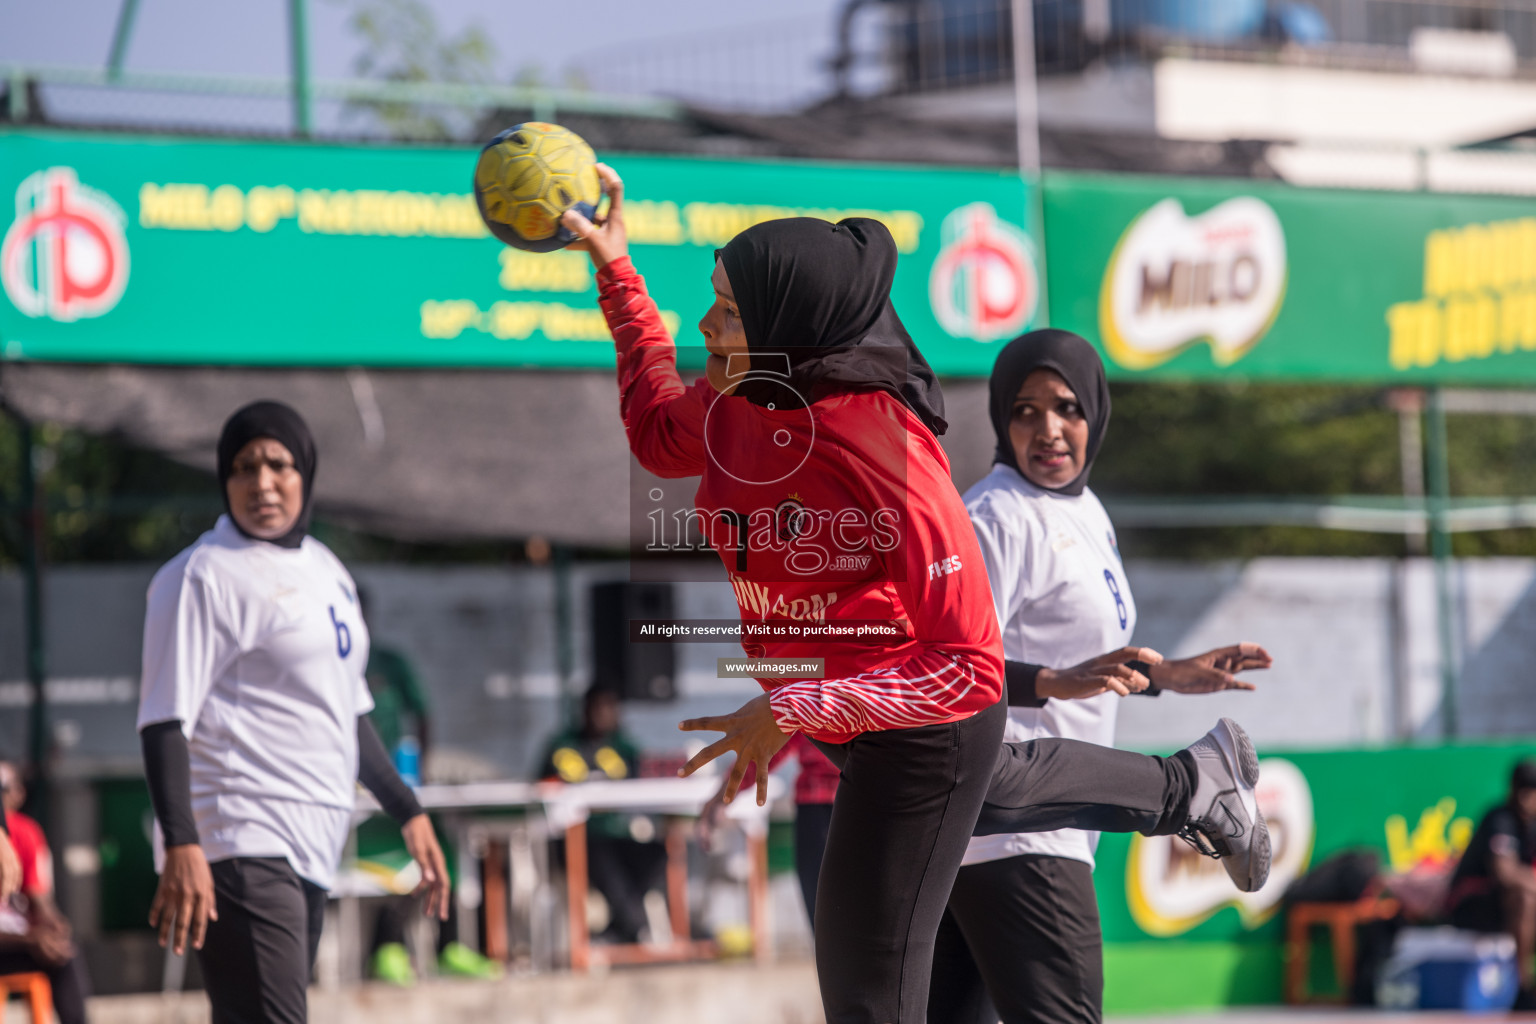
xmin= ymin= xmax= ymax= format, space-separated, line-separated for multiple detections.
xmin=17 ymin=417 xmax=48 ymax=823
xmin=106 ymin=0 xmax=143 ymax=81
xmin=1009 ymin=0 xmax=1041 ymax=175
xmin=288 ymin=0 xmax=312 ymax=137
xmin=1424 ymin=386 xmax=1457 ymax=738
xmin=1010 ymin=0 xmax=1050 ymax=326
xmin=1389 ymin=389 xmax=1427 ymax=555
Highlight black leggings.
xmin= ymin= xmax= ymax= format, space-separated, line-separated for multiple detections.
xmin=929 ymin=854 xmax=1104 ymax=1024
xmin=810 ymin=699 xmax=1192 ymax=1024
xmin=198 ymin=857 xmax=327 ymax=1024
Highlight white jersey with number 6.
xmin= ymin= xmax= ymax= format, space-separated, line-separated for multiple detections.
xmin=138 ymin=515 xmax=374 ymax=889
xmin=961 ymin=464 xmax=1137 ymax=868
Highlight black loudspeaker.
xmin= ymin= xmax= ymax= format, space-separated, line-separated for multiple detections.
xmin=590 ymin=581 xmax=676 ymax=701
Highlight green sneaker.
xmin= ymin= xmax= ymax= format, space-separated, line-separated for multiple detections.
xmin=371 ymin=942 xmax=416 ymax=987
xmin=438 ymin=941 xmax=503 ymax=980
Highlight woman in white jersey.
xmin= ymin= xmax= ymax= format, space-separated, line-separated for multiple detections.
xmin=137 ymin=401 xmax=450 ymax=1024
xmin=928 ymin=331 xmax=1272 ymax=1024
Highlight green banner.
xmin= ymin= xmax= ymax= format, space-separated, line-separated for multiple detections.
xmin=1045 ymin=172 xmax=1536 ymax=382
xmin=0 ymin=129 xmax=1041 ymax=374
xmin=1092 ymin=740 xmax=1535 ymax=945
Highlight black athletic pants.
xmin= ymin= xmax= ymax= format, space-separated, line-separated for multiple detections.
xmin=928 ymin=854 xmax=1103 ymax=1024
xmin=794 ymin=802 xmax=834 ymax=925
xmin=809 ymin=699 xmax=1192 ymax=1024
xmin=198 ymin=858 xmax=326 ymax=1024
xmin=0 ymin=948 xmax=91 ymax=1024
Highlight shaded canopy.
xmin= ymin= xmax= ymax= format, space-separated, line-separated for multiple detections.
xmin=2 ymin=363 xmax=994 ymax=546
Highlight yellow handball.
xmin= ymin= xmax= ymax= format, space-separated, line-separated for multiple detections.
xmin=473 ymin=122 xmax=602 ymax=252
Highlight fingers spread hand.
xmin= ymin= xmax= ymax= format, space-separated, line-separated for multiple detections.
xmin=679 ymin=737 xmax=733 ymax=777
xmin=723 ymin=755 xmax=748 ymax=804
xmin=1092 ymin=646 xmax=1162 ymax=668
xmin=1104 ymin=675 xmax=1132 ymax=697
xmin=678 ymin=715 xmax=729 ymax=734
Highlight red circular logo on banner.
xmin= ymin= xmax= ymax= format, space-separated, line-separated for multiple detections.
xmin=2 ymin=167 xmax=130 ymax=323
xmin=928 ymin=202 xmax=1038 ymax=343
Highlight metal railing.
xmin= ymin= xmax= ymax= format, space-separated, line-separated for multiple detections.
xmin=0 ymin=62 xmax=684 ymax=143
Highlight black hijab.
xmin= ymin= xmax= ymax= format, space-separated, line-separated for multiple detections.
xmin=717 ymin=217 xmax=947 ymax=436
xmin=988 ymin=329 xmax=1110 ymax=497
xmin=216 ymin=400 xmax=317 ymax=549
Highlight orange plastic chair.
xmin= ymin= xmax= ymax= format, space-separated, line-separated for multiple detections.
xmin=0 ymin=971 xmax=52 ymax=1024
xmin=1285 ymin=895 xmax=1401 ymax=1004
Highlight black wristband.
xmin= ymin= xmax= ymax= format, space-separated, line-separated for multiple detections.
xmin=141 ymin=720 xmax=200 ymax=847
xmin=1004 ymin=661 xmax=1049 ymax=708
xmin=1128 ymin=659 xmax=1161 ymax=696
xmin=357 ymin=717 xmax=425 ymax=825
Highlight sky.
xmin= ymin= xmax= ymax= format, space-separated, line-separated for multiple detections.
xmin=0 ymin=0 xmax=846 ymax=88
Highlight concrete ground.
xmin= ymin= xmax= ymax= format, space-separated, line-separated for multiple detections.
xmin=45 ymin=966 xmax=1536 ymax=1024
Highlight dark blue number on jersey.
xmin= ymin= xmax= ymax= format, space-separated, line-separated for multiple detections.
xmin=329 ymin=605 xmax=352 ymax=658
xmin=1103 ymin=569 xmax=1128 ymax=629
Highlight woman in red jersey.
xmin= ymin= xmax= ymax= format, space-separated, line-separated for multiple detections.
xmin=563 ymin=168 xmax=1266 ymax=1024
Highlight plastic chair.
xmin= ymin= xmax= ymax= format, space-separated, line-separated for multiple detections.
xmin=1285 ymin=895 xmax=1401 ymax=1004
xmin=0 ymin=971 xmax=52 ymax=1024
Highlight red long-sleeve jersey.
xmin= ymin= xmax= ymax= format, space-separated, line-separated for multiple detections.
xmin=597 ymin=257 xmax=1003 ymax=744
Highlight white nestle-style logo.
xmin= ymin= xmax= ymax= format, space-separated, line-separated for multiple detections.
xmin=1099 ymin=197 xmax=1286 ymax=370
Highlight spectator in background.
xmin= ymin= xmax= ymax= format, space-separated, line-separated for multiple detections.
xmin=0 ymin=762 xmax=90 ymax=1024
xmin=358 ymin=589 xmax=499 ymax=985
xmin=539 ymin=687 xmax=665 ymax=944
xmin=1445 ymin=758 xmax=1536 ymax=1009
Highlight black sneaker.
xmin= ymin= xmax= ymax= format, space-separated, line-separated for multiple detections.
xmin=1177 ymin=718 xmax=1271 ymax=893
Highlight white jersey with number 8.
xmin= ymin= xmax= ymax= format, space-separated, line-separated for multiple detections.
xmin=962 ymin=464 xmax=1137 ymax=868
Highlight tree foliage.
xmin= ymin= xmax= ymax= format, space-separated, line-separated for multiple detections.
xmin=332 ymin=0 xmax=497 ymax=141
xmin=1096 ymin=382 xmax=1536 ymax=558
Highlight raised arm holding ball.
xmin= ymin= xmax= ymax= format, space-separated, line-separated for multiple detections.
xmin=562 ymin=162 xmax=1270 ymax=1024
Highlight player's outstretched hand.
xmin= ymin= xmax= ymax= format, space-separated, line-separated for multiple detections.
xmin=562 ymin=163 xmax=626 ymax=270
xmin=150 ymin=843 xmax=218 ymax=955
xmin=678 ymin=694 xmax=790 ymax=807
xmin=1153 ymin=642 xmax=1271 ymax=694
xmin=1036 ymin=646 xmax=1163 ymax=700
xmin=401 ymin=813 xmax=452 ymax=922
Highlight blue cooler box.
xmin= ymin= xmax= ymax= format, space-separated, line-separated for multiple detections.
xmin=1377 ymin=927 xmax=1519 ymax=1012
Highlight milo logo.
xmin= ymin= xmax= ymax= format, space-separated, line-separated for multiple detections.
xmin=1100 ymin=196 xmax=1287 ymax=370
